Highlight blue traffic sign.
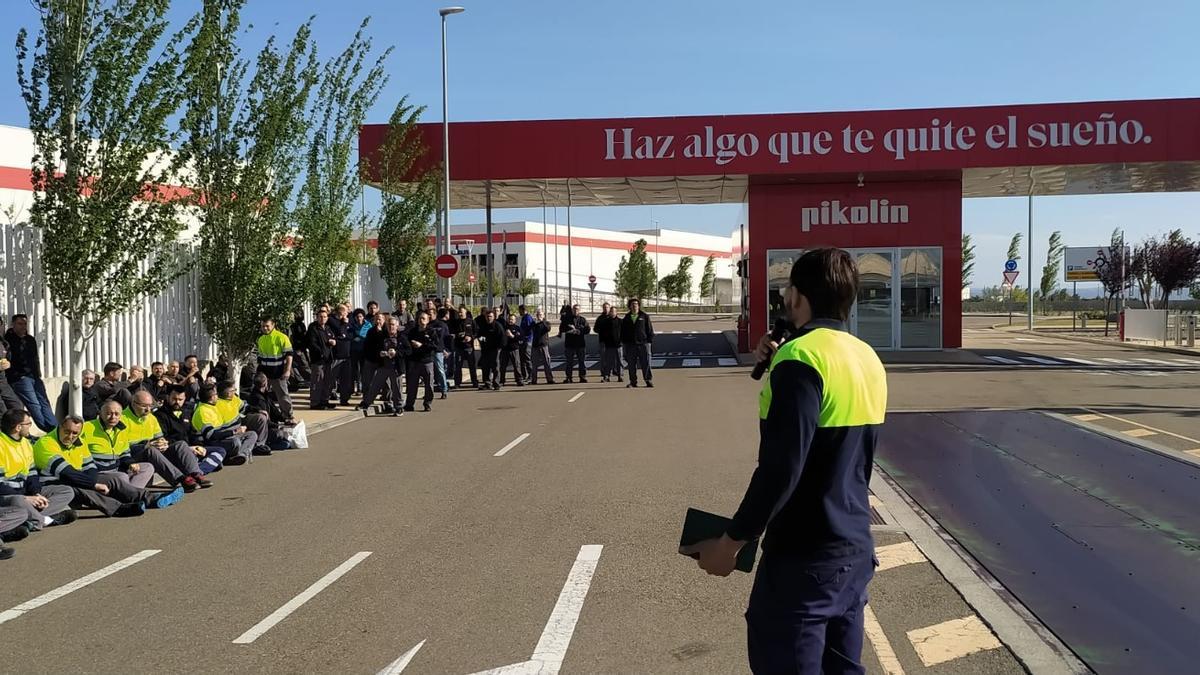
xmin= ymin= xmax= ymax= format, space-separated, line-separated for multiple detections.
xmin=1005 ymin=259 xmax=1018 ymax=272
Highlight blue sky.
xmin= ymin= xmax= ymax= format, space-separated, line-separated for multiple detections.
xmin=2 ymin=0 xmax=1198 ymax=292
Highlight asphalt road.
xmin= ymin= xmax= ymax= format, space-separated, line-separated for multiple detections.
xmin=0 ymin=321 xmax=1025 ymax=675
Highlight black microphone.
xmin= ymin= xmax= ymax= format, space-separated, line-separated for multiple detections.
xmin=751 ymin=318 xmax=791 ymax=381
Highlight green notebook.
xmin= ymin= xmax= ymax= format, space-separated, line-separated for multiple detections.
xmin=678 ymin=507 xmax=759 ymax=573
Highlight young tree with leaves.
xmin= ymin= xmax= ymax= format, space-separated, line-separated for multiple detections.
xmin=1092 ymin=229 xmax=1129 ymax=335
xmin=372 ymin=99 xmax=439 ymax=306
xmin=180 ymin=1 xmax=320 ymax=371
xmin=961 ymin=234 xmax=976 ymax=290
xmin=1144 ymin=229 xmax=1200 ymax=309
xmin=614 ymin=239 xmax=657 ymax=301
xmin=699 ymin=254 xmax=716 ymax=306
xmin=1039 ymin=231 xmax=1063 ymax=313
xmin=18 ymin=0 xmax=192 ymax=415
xmin=1006 ymin=233 xmax=1023 ymax=266
xmin=293 ymin=19 xmax=392 ymax=307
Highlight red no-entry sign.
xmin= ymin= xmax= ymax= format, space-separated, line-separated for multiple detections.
xmin=588 ymin=274 xmax=597 ymax=284
xmin=436 ymin=254 xmax=459 ymax=279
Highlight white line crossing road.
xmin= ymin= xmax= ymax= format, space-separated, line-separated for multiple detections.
xmin=233 ymin=552 xmax=373 ymax=644
xmin=977 ymin=351 xmax=1198 ymax=375
xmin=0 ymin=549 xmax=161 ymax=625
xmin=549 ymin=356 xmax=737 ymax=370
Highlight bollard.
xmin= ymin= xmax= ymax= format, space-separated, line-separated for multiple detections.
xmin=1189 ymin=315 xmax=1197 ymax=348
xmin=1081 ymin=315 xmax=1088 ymax=329
xmin=1177 ymin=316 xmax=1184 ymax=346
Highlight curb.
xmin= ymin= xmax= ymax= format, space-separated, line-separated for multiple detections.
xmin=870 ymin=468 xmax=1087 ymax=674
xmin=305 ymin=411 xmax=364 ymax=436
xmin=1047 ymin=411 xmax=1200 ymax=470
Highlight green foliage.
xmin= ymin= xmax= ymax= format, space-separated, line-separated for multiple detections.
xmin=1039 ymin=230 xmax=1063 ymax=307
xmin=372 ymin=99 xmax=439 ymax=305
xmin=699 ymin=254 xmax=716 ymax=304
xmin=961 ymin=233 xmax=975 ymax=289
xmin=293 ymin=18 xmax=391 ymax=307
xmin=614 ymin=239 xmax=656 ymax=301
xmin=658 ymin=255 xmax=695 ymax=305
xmin=1006 ymin=232 xmax=1023 ymax=263
xmin=17 ymin=0 xmax=192 ymax=332
xmin=515 ymin=276 xmax=539 ymax=299
xmin=180 ymin=1 xmax=320 ymax=360
xmin=1144 ymin=229 xmax=1200 ymax=309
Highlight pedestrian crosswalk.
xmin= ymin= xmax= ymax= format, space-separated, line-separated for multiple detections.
xmin=982 ymin=354 xmax=1199 ymax=368
xmin=548 ymin=355 xmax=739 ymax=370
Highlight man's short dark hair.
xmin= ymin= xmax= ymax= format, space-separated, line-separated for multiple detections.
xmin=185 ymin=354 xmax=199 ymax=361
xmin=789 ymin=248 xmax=858 ymax=322
xmin=2 ymin=408 xmax=29 ymax=434
xmin=518 ymin=304 xmax=526 ymax=313
xmin=11 ymin=313 xmax=28 ymax=322
xmin=199 ymin=384 xmax=217 ymax=401
xmin=627 ymin=298 xmax=639 ymax=309
xmin=103 ymin=361 xmax=123 ymax=375
xmin=151 ymin=361 xmax=164 ymax=369
xmin=166 ymin=385 xmax=188 ymax=398
xmin=218 ymin=380 xmax=237 ymax=396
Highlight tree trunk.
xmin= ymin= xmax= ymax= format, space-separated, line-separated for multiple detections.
xmin=68 ymin=320 xmax=87 ymax=417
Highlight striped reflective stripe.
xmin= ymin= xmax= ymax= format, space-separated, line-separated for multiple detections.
xmin=1 ymin=479 xmax=23 ymax=488
xmin=259 ymin=355 xmax=286 ymax=365
xmin=47 ymin=457 xmax=68 ymax=477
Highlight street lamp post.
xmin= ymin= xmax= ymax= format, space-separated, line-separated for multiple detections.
xmin=440 ymin=6 xmax=465 ymax=301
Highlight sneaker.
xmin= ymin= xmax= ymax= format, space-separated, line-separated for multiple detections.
xmin=113 ymin=502 xmax=146 ymax=518
xmin=403 ymin=406 xmax=415 ymax=412
xmin=224 ymin=454 xmax=248 ymax=466
xmin=181 ymin=476 xmax=199 ymax=493
xmin=150 ymin=487 xmax=185 ymax=509
xmin=391 ymin=410 xmax=403 ymax=417
xmin=50 ymin=509 xmax=78 ymax=526
xmin=646 ymin=381 xmax=654 ymax=388
xmin=491 ymin=383 xmax=500 ymax=391
xmin=252 ymin=446 xmax=273 ymax=456
xmin=601 ymin=376 xmax=609 ymax=383
xmin=192 ymin=473 xmax=213 ymax=489
xmin=565 ymin=378 xmax=574 ymax=384
xmin=616 ymin=376 xmax=624 ymax=382
xmin=1 ymin=524 xmax=30 ymax=543
xmin=440 ymin=393 xmax=448 ymax=400
xmin=423 ymin=403 xmax=432 ymax=412
xmin=580 ymin=378 xmax=588 ymax=383
xmin=627 ymin=382 xmax=638 ymax=388
xmin=0 ymin=545 xmax=14 ymax=560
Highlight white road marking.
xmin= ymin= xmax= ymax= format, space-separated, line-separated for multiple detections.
xmin=1135 ymin=357 xmax=1178 ymax=365
xmin=1072 ymin=413 xmax=1104 ymax=422
xmin=377 ymin=640 xmax=426 ymax=674
xmin=864 ymin=604 xmax=906 ymax=675
xmin=650 ymin=358 xmax=666 ymax=368
xmin=1060 ymin=357 xmax=1101 ymax=365
xmin=681 ymin=358 xmax=701 ymax=367
xmin=1122 ymin=428 xmax=1158 ymax=438
xmin=983 ymin=355 xmax=1021 ymax=365
xmin=494 ymin=433 xmax=532 ymax=457
xmin=907 ymin=615 xmax=1002 ymax=666
xmin=718 ymin=357 xmax=738 ymax=367
xmin=584 ymin=360 xmax=597 ymax=368
xmin=567 ymin=392 xmax=585 ymax=403
xmin=470 ymin=545 xmax=604 ymax=675
xmin=875 ymin=541 xmax=927 ymax=572
xmin=1020 ymin=356 xmax=1063 ymax=365
xmin=1172 ymin=358 xmax=1200 ymax=365
xmin=1098 ymin=357 xmax=1134 ymax=365
xmin=232 ymin=552 xmax=372 ymax=644
xmin=0 ymin=549 xmax=161 ymax=625
xmin=709 ymin=330 xmax=722 ymax=333
xmin=1081 ymin=407 xmax=1200 ymax=446
xmin=1013 ymin=337 xmax=1050 ymax=343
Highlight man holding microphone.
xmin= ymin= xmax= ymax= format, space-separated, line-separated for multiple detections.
xmin=683 ymin=248 xmax=887 ymax=674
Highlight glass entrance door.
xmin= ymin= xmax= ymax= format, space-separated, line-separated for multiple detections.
xmin=850 ymin=250 xmax=894 ymax=350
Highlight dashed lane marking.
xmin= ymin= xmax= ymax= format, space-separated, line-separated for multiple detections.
xmin=1136 ymin=357 xmax=1181 ymax=365
xmin=1072 ymin=413 xmax=1104 ymax=422
xmin=650 ymin=359 xmax=666 ymax=368
xmin=681 ymin=358 xmax=701 ymax=367
xmin=377 ymin=640 xmax=425 ymax=674
xmin=494 ymin=433 xmax=532 ymax=457
xmin=0 ymin=549 xmax=161 ymax=625
xmin=1082 ymin=409 xmax=1200 ymax=446
xmin=906 ymin=615 xmax=1003 ymax=666
xmin=567 ymin=392 xmax=585 ymax=403
xmin=718 ymin=357 xmax=738 ymax=367
xmin=1020 ymin=356 xmax=1062 ymax=365
xmin=874 ymin=541 xmax=927 ymax=572
xmin=1061 ymin=357 xmax=1101 ymax=365
xmin=864 ymin=605 xmax=906 ymax=675
xmin=1098 ymin=357 xmax=1134 ymax=365
xmin=233 ymin=551 xmax=372 ymax=644
xmin=1186 ymin=449 xmax=1200 ymax=457
xmin=1122 ymin=428 xmax=1157 ymax=438
xmin=984 ymin=355 xmax=1021 ymax=365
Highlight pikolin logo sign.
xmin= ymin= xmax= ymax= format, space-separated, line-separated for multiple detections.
xmin=801 ymin=199 xmax=909 ymax=232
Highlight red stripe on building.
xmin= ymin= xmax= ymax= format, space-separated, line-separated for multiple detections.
xmin=1 ymin=165 xmax=197 ymax=202
xmin=363 ymin=231 xmax=730 ymax=258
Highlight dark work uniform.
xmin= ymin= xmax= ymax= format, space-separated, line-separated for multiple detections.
xmin=0 ymin=336 xmax=26 ymax=416
xmin=477 ymin=320 xmax=506 ymax=389
xmin=450 ymin=317 xmax=478 ymax=388
xmin=404 ymin=326 xmax=436 ymax=410
xmin=326 ymin=315 xmax=353 ymax=405
xmin=559 ymin=314 xmax=590 ymax=382
xmin=517 ymin=313 xmax=535 ymax=381
xmin=306 ymin=321 xmax=334 ymax=409
xmin=596 ymin=313 xmax=623 ymax=381
xmin=361 ymin=330 xmax=409 ymax=412
xmin=620 ymin=310 xmax=655 ymax=386
xmin=288 ymin=318 xmax=312 ymax=387
xmin=500 ymin=322 xmax=525 ymax=386
xmin=727 ymin=319 xmax=887 ymax=674
xmin=529 ymin=319 xmax=555 ymax=384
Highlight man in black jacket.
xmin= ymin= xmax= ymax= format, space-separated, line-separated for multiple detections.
xmin=529 ymin=310 xmax=555 ymax=385
xmin=429 ymin=309 xmax=452 ymax=399
xmin=559 ymin=304 xmax=591 ymax=384
xmin=4 ymin=314 xmax=57 ymax=431
xmin=595 ymin=303 xmax=624 ymax=383
xmin=620 ymin=298 xmax=655 ymax=388
xmin=358 ymin=312 xmax=387 ymax=404
xmin=327 ymin=304 xmax=354 ymax=407
xmin=151 ymin=387 xmax=215 ymax=488
xmin=476 ymin=310 xmax=507 ymax=390
xmin=500 ymin=314 xmax=526 ymax=386
xmin=0 ymin=321 xmax=27 ymax=416
xmin=360 ymin=316 xmax=408 ymax=415
xmin=404 ymin=312 xmax=437 ymax=411
xmin=451 ymin=307 xmax=478 ymax=389
xmin=288 ymin=310 xmax=312 ymax=389
xmin=306 ymin=309 xmax=336 ymax=410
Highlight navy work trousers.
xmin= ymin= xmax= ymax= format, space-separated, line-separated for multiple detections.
xmin=745 ymin=551 xmax=875 ymax=675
